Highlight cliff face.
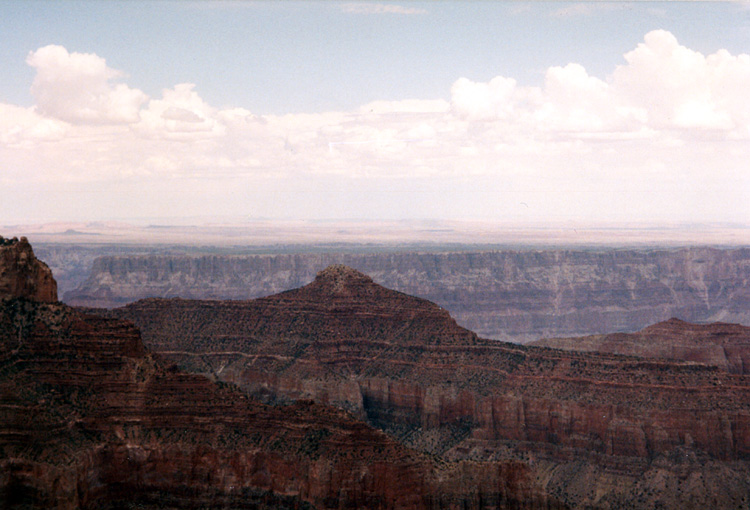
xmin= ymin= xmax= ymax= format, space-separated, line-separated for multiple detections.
xmin=0 ymin=236 xmax=57 ymax=302
xmin=105 ymin=265 xmax=750 ymax=509
xmin=532 ymin=318 xmax=750 ymax=373
xmin=65 ymin=247 xmax=750 ymax=342
xmin=0 ymin=265 xmax=557 ymax=507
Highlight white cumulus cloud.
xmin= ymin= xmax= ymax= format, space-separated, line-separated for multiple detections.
xmin=26 ymin=45 xmax=147 ymax=124
xmin=0 ymin=104 xmax=69 ymax=148
xmin=450 ymin=76 xmax=519 ymax=121
xmin=2 ymin=32 xmax=750 ymax=225
xmin=448 ymin=29 xmax=750 ymax=139
xmin=135 ymin=83 xmax=222 ymax=139
xmin=611 ymin=30 xmax=750 ymax=132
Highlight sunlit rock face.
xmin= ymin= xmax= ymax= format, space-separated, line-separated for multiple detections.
xmin=0 ymin=236 xmax=57 ymax=302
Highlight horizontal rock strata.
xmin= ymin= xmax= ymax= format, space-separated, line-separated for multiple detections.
xmin=66 ymin=247 xmax=750 ymax=341
xmin=103 ymin=265 xmax=750 ymax=509
xmin=533 ymin=318 xmax=750 ymax=373
xmin=0 ymin=244 xmax=562 ymax=510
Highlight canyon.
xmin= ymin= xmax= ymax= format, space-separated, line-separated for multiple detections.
xmin=64 ymin=247 xmax=750 ymax=342
xmin=0 ymin=240 xmax=559 ymax=509
xmin=102 ymin=264 xmax=750 ymax=509
xmin=8 ymin=236 xmax=750 ymax=509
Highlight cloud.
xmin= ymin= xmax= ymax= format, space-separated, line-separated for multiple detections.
xmin=0 ymin=104 xmax=69 ymax=148
xmin=162 ymin=107 xmax=204 ymax=123
xmin=2 ymin=33 xmax=750 ymax=225
xmin=341 ymin=3 xmax=427 ymax=15
xmin=610 ymin=30 xmax=750 ymax=132
xmin=26 ymin=45 xmax=147 ymax=124
xmin=448 ymin=30 xmax=750 ymax=137
xmin=450 ymin=76 xmax=520 ymax=121
xmin=358 ymin=99 xmax=450 ymax=115
xmin=533 ymin=63 xmax=640 ymax=132
xmin=135 ymin=83 xmax=222 ymax=139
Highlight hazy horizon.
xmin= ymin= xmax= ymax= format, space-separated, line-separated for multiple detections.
xmin=2 ymin=1 xmax=750 ymax=230
xmin=3 ymin=217 xmax=748 ymax=249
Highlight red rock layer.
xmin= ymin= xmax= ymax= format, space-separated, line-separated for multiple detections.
xmin=0 ymin=236 xmax=57 ymax=303
xmin=104 ymin=265 xmax=750 ymax=509
xmin=533 ymin=318 xmax=750 ymax=373
xmin=0 ymin=294 xmax=561 ymax=509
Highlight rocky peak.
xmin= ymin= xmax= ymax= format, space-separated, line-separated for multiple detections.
xmin=0 ymin=236 xmax=20 ymax=247
xmin=311 ymin=264 xmax=375 ymax=295
xmin=642 ymin=317 xmax=750 ymax=340
xmin=0 ymin=235 xmax=58 ymax=302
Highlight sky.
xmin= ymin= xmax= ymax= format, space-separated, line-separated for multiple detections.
xmin=1 ymin=0 xmax=750 ymax=227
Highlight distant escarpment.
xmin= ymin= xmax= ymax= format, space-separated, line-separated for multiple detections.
xmin=533 ymin=318 xmax=750 ymax=373
xmin=66 ymin=247 xmax=750 ymax=341
xmin=104 ymin=265 xmax=750 ymax=510
xmin=0 ymin=236 xmax=57 ymax=302
xmin=1 ymin=249 xmax=565 ymax=508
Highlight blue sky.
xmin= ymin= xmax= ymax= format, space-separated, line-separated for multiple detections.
xmin=5 ymin=1 xmax=750 ymax=113
xmin=1 ymin=1 xmax=750 ymax=226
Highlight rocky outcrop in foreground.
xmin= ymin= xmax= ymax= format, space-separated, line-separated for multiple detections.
xmin=1 ymin=246 xmax=559 ymax=508
xmin=66 ymin=247 xmax=750 ymax=341
xmin=0 ymin=236 xmax=57 ymax=302
xmin=532 ymin=318 xmax=750 ymax=373
xmin=105 ymin=265 xmax=750 ymax=510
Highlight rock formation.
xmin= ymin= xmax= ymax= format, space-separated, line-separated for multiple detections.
xmin=532 ymin=318 xmax=750 ymax=373
xmin=0 ymin=236 xmax=57 ymax=302
xmin=0 ymin=246 xmax=560 ymax=508
xmin=64 ymin=247 xmax=750 ymax=342
xmin=103 ymin=265 xmax=750 ymax=509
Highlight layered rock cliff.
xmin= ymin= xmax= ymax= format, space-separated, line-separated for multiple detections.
xmin=1 ymin=247 xmax=561 ymax=508
xmin=65 ymin=247 xmax=750 ymax=341
xmin=0 ymin=236 xmax=57 ymax=302
xmin=104 ymin=265 xmax=750 ymax=509
xmin=533 ymin=318 xmax=750 ymax=374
